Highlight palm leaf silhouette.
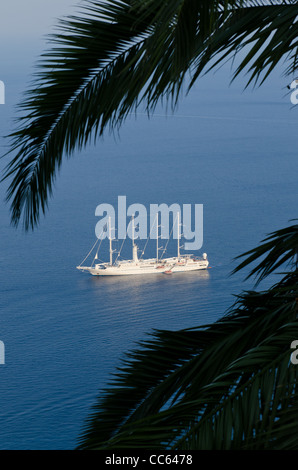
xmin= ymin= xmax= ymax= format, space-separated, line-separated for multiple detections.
xmin=2 ymin=0 xmax=298 ymax=228
xmin=77 ymin=225 xmax=298 ymax=449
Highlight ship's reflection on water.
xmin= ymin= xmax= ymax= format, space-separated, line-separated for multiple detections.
xmin=79 ymin=269 xmax=213 ymax=330
xmin=88 ymin=268 xmax=210 ymax=300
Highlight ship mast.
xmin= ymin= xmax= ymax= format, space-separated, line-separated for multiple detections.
xmin=177 ymin=212 xmax=180 ymax=259
xmin=132 ymin=214 xmax=135 ymax=252
xmin=109 ymin=216 xmax=113 ymax=265
xmin=131 ymin=214 xmax=138 ymax=263
xmin=156 ymin=212 xmax=159 ymax=262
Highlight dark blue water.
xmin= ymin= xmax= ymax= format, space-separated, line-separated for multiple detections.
xmin=0 ymin=42 xmax=297 ymax=449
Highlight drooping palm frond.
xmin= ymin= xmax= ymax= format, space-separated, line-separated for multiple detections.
xmin=233 ymin=221 xmax=298 ymax=284
xmin=77 ymin=279 xmax=298 ymax=449
xmin=77 ymin=222 xmax=298 ymax=449
xmin=2 ymin=0 xmax=298 ymax=229
xmin=191 ymin=0 xmax=298 ymax=88
xmin=259 ymin=400 xmax=298 ymax=450
xmin=175 ymin=331 xmax=298 ymax=450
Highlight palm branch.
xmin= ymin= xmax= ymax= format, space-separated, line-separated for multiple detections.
xmin=2 ymin=0 xmax=298 ymax=229
xmin=233 ymin=221 xmax=298 ymax=283
xmin=76 ymin=224 xmax=298 ymax=449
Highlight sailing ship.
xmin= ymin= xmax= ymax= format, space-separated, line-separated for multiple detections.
xmin=76 ymin=213 xmax=209 ymax=276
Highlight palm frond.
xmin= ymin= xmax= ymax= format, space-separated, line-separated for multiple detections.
xmin=3 ymin=0 xmax=298 ymax=229
xmin=233 ymin=221 xmax=298 ymax=284
xmin=77 ymin=270 xmax=298 ymax=449
xmin=77 ymin=221 xmax=298 ymax=449
xmin=190 ymin=1 xmax=298 ymax=88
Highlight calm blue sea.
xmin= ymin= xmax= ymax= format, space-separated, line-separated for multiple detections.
xmin=0 ymin=43 xmax=297 ymax=449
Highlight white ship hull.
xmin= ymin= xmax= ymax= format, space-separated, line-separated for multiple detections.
xmin=77 ymin=257 xmax=209 ymax=276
